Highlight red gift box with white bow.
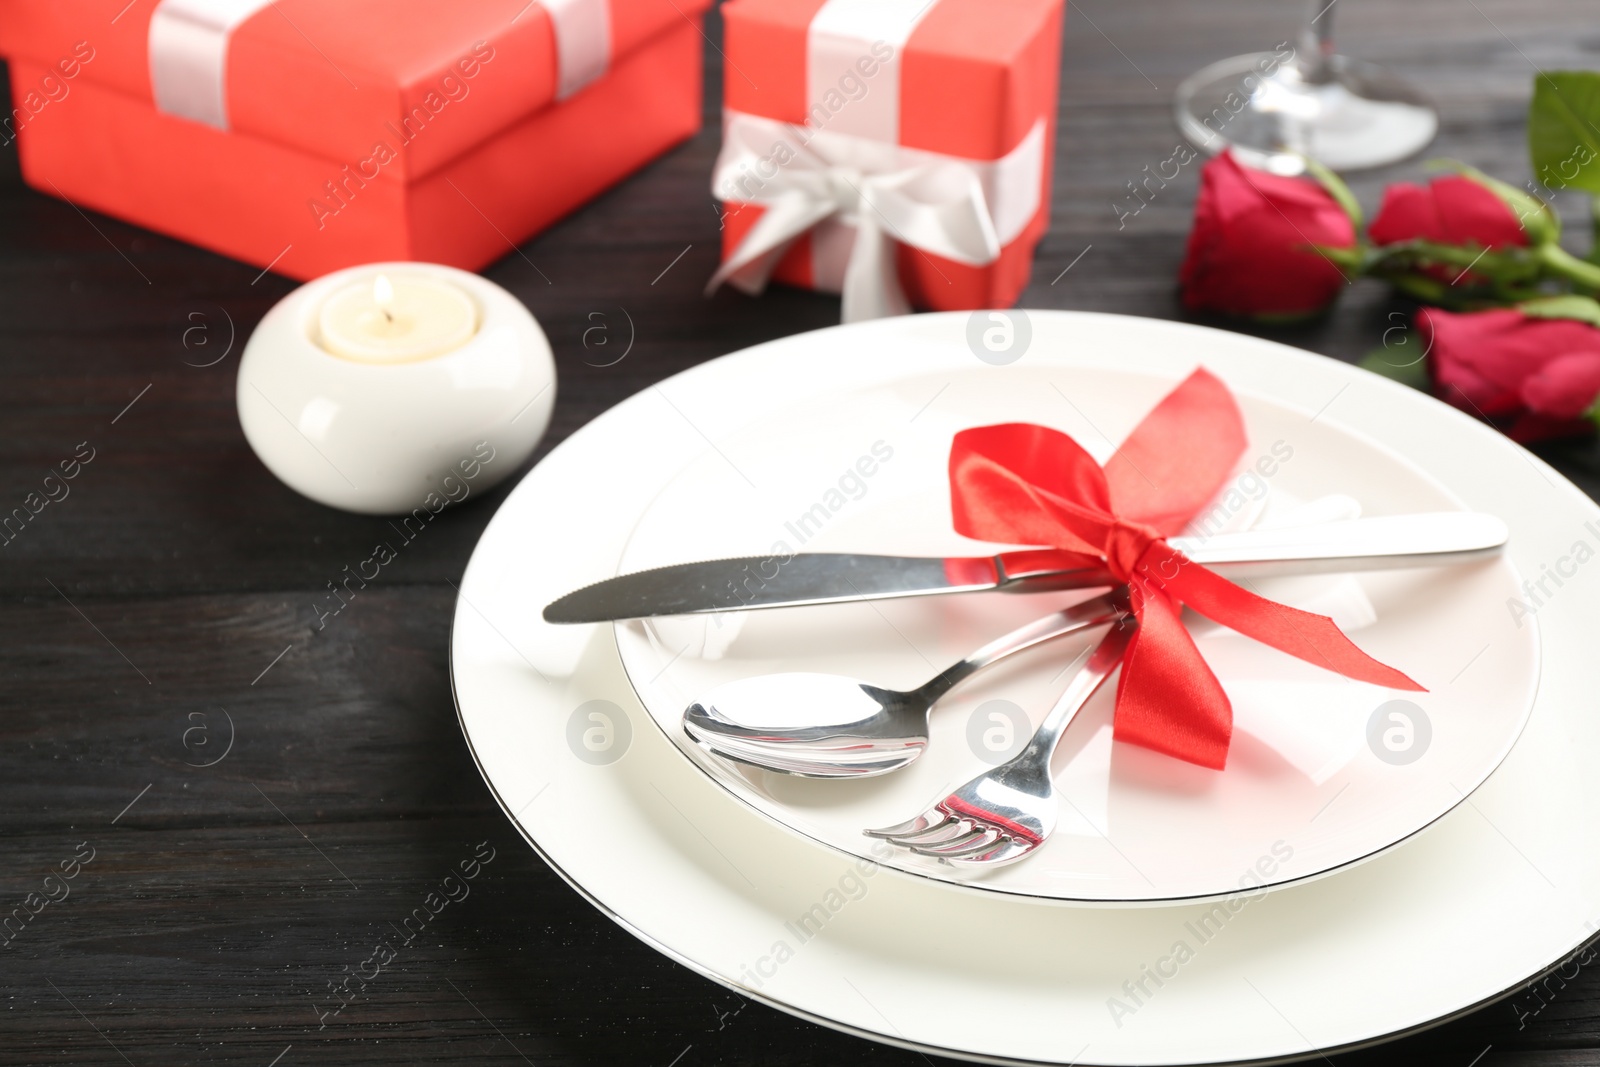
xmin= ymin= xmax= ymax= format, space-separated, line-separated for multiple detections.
xmin=709 ymin=0 xmax=1063 ymax=321
xmin=0 ymin=0 xmax=709 ymax=279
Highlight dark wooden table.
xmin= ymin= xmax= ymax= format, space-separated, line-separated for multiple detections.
xmin=5 ymin=1 xmax=1600 ymax=1064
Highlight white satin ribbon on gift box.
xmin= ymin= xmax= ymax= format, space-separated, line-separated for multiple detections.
xmin=147 ymin=0 xmax=272 ymax=129
xmin=806 ymin=0 xmax=927 ymax=142
xmin=148 ymin=0 xmax=611 ymax=131
xmin=707 ymin=111 xmax=1045 ymax=323
xmin=544 ymin=0 xmax=611 ymax=100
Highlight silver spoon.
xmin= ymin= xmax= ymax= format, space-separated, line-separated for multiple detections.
xmin=683 ymin=590 xmax=1131 ymax=778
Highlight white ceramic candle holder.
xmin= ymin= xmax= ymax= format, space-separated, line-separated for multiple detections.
xmin=236 ymin=263 xmax=555 ymax=515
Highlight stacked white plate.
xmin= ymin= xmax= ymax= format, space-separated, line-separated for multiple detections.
xmin=452 ymin=311 xmax=1600 ymax=1065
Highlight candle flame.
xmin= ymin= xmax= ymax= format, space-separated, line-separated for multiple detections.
xmin=373 ymin=274 xmax=394 ymax=308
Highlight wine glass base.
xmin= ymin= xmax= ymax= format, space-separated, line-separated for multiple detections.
xmin=1175 ymin=51 xmax=1438 ymax=173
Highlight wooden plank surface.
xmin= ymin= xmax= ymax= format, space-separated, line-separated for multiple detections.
xmin=3 ymin=1 xmax=1599 ymax=1063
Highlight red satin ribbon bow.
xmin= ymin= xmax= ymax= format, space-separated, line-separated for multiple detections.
xmin=949 ymin=368 xmax=1423 ymax=770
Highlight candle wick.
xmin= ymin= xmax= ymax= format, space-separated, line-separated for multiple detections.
xmin=381 ymin=309 xmax=393 ymax=324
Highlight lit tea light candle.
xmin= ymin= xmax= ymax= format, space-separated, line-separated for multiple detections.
xmin=237 ymin=262 xmax=555 ymax=515
xmin=317 ymin=272 xmax=478 ymax=362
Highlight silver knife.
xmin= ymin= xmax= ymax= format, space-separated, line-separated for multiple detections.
xmin=543 ymin=512 xmax=1508 ymax=624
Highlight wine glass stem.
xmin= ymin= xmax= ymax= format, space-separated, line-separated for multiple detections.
xmin=1299 ymin=0 xmax=1336 ymax=83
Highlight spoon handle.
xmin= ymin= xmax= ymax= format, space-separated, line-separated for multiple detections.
xmin=916 ymin=589 xmax=1131 ymax=704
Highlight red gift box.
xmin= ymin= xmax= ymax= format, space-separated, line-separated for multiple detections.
xmin=709 ymin=0 xmax=1062 ymax=320
xmin=0 ymin=0 xmax=709 ymax=279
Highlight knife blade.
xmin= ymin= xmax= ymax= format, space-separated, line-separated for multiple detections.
xmin=542 ymin=511 xmax=1508 ymax=624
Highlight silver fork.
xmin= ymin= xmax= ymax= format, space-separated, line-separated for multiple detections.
xmin=864 ymin=613 xmax=1135 ymax=867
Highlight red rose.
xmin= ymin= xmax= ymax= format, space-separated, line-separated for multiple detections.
xmin=1368 ymin=175 xmax=1528 ymax=250
xmin=1180 ymin=151 xmax=1356 ymax=319
xmin=1418 ymin=307 xmax=1600 ymax=439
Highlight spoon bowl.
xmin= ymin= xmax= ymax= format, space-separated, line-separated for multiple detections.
xmin=682 ymin=592 xmax=1130 ymax=778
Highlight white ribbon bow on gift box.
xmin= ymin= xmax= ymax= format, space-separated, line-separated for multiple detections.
xmin=707 ymin=111 xmax=1045 ymax=323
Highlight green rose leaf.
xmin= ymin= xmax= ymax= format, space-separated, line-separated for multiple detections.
xmin=1528 ymin=72 xmax=1600 ymax=196
xmin=1519 ymin=293 xmax=1600 ymax=326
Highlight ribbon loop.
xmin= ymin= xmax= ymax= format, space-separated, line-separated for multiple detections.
xmin=949 ymin=368 xmax=1425 ymax=770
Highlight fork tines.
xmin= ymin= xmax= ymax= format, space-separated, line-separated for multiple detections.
xmin=866 ymin=805 xmax=1035 ymax=865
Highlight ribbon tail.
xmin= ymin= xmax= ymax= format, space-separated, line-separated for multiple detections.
xmin=1166 ymin=559 xmax=1426 ymax=692
xmin=1115 ymin=583 xmax=1233 ymax=769
xmin=706 ymin=191 xmax=837 ymax=298
xmin=840 ymin=211 xmax=910 ymax=323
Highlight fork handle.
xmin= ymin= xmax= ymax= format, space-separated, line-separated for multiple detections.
xmin=915 ymin=589 xmax=1132 ymax=705
xmin=1015 ymin=616 xmax=1135 ymax=766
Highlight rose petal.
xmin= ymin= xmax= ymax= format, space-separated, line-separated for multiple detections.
xmin=1369 ymin=183 xmax=1440 ymax=246
xmin=1520 ymin=351 xmax=1600 ymax=419
xmin=1179 ymin=152 xmax=1354 ymax=318
xmin=1369 ymin=176 xmax=1525 ymax=249
xmin=1431 ymin=176 xmax=1527 ymax=248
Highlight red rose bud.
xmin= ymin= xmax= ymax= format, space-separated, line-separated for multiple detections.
xmin=1368 ymin=175 xmax=1530 ymax=251
xmin=1418 ymin=306 xmax=1600 ymax=439
xmin=1180 ymin=151 xmax=1356 ymax=319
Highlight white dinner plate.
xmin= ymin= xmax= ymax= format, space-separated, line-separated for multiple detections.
xmin=453 ymin=311 xmax=1600 ymax=1065
xmin=611 ymin=363 xmax=1537 ymax=903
